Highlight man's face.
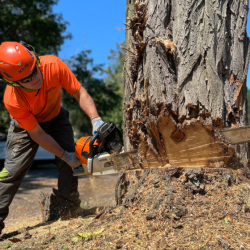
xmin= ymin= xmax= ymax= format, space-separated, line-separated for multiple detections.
xmin=18 ymin=65 xmax=43 ymax=90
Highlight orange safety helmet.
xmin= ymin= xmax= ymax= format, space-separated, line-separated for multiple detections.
xmin=0 ymin=41 xmax=37 ymax=81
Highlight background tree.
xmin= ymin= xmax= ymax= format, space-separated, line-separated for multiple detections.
xmin=0 ymin=0 xmax=124 ymax=137
xmin=62 ymin=47 xmax=124 ymax=138
xmin=0 ymin=0 xmax=71 ymax=55
xmin=0 ymin=0 xmax=71 ymax=135
xmin=103 ymin=42 xmax=125 ymax=131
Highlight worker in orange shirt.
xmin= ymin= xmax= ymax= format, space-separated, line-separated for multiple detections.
xmin=0 ymin=41 xmax=104 ymax=235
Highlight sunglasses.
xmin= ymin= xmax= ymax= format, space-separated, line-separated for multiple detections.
xmin=18 ymin=65 xmax=38 ymax=83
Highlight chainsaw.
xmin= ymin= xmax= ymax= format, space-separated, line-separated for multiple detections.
xmin=74 ymin=121 xmax=136 ymax=176
xmin=73 ymin=121 xmax=250 ymax=176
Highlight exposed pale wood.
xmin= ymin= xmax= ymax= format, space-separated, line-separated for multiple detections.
xmin=158 ymin=117 xmax=233 ymax=166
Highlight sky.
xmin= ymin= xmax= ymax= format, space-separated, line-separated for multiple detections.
xmin=53 ymin=1 xmax=250 ymax=88
xmin=53 ymin=0 xmax=126 ymax=67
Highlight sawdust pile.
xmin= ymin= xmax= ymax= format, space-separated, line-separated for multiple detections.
xmin=1 ymin=167 xmax=250 ymax=250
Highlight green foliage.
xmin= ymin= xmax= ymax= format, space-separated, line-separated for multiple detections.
xmin=0 ymin=0 xmax=71 ymax=134
xmin=103 ymin=42 xmax=125 ymax=131
xmin=0 ymin=0 xmax=125 ymax=137
xmin=3 ymin=243 xmax=12 ymax=249
xmin=62 ymin=46 xmax=124 ymax=138
xmin=0 ymin=0 xmax=72 ymax=55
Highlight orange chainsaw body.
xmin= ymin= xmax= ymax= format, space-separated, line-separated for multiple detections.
xmin=75 ymin=136 xmax=101 ymax=165
xmin=74 ymin=122 xmax=123 ymax=176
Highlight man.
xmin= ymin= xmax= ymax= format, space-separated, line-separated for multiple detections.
xmin=0 ymin=41 xmax=104 ymax=235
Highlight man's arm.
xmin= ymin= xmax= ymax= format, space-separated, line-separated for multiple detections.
xmin=27 ymin=124 xmax=64 ymax=157
xmin=27 ymin=124 xmax=81 ymax=169
xmin=73 ymin=86 xmax=99 ymax=120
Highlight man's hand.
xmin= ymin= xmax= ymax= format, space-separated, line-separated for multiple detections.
xmin=60 ymin=151 xmax=81 ymax=170
xmin=91 ymin=117 xmax=104 ymax=135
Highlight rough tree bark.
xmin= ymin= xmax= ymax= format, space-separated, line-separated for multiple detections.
xmin=116 ymin=0 xmax=250 ymax=205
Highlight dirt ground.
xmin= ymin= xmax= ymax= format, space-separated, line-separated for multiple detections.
xmin=1 ymin=166 xmax=250 ymax=250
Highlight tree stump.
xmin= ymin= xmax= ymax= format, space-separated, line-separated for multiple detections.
xmin=115 ymin=166 xmax=250 ymax=220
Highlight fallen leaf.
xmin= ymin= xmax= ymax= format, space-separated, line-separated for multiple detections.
xmin=225 ymin=214 xmax=233 ymax=224
xmin=19 ymin=207 xmax=28 ymax=210
xmin=99 ymin=215 xmax=112 ymax=222
xmin=3 ymin=243 xmax=12 ymax=249
xmin=9 ymin=237 xmax=22 ymax=243
xmin=71 ymin=236 xmax=79 ymax=243
xmin=226 ymin=214 xmax=233 ymax=222
xmin=80 ymin=202 xmax=89 ymax=207
xmin=222 ymin=235 xmax=229 ymax=241
xmin=78 ymin=228 xmax=105 ymax=238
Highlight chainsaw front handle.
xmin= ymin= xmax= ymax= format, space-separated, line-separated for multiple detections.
xmin=89 ymin=132 xmax=100 ymax=158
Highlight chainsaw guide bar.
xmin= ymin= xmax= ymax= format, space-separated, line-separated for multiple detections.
xmin=73 ymin=122 xmax=250 ymax=176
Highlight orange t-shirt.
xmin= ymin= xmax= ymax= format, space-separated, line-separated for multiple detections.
xmin=4 ymin=55 xmax=81 ymax=130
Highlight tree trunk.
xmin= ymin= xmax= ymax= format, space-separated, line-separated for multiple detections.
xmin=117 ymin=0 xmax=250 ymax=204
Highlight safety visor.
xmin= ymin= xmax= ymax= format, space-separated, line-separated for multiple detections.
xmin=17 ymin=64 xmax=38 ymax=83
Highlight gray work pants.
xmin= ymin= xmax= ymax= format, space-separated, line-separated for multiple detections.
xmin=0 ymin=107 xmax=80 ymax=234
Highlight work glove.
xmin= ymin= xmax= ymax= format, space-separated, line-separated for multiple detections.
xmin=91 ymin=116 xmax=104 ymax=135
xmin=60 ymin=151 xmax=81 ymax=171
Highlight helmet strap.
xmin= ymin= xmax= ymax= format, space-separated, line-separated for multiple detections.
xmin=4 ymin=79 xmax=38 ymax=92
